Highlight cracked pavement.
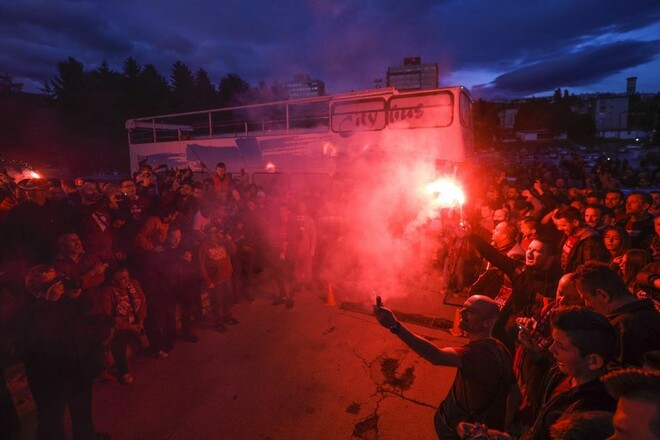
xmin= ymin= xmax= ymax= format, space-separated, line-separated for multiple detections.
xmin=19 ymin=284 xmax=465 ymax=439
xmin=350 ymin=344 xmax=450 ymax=440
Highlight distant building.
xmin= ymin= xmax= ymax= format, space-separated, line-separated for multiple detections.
xmin=498 ymin=108 xmax=519 ymax=130
xmin=589 ymin=96 xmax=629 ymax=136
xmin=285 ymin=74 xmax=326 ymax=99
xmin=386 ymin=57 xmax=438 ymax=91
xmin=626 ymin=77 xmax=637 ymax=95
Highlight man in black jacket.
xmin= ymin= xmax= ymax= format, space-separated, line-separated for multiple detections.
xmin=20 ymin=264 xmax=110 ymax=440
xmin=459 ymin=306 xmax=618 ymax=440
xmin=146 ymin=226 xmax=199 ymax=353
xmin=468 ymin=232 xmax=563 ymax=352
xmin=468 ymin=220 xmax=525 ymax=303
xmin=526 ymin=306 xmax=618 ymax=440
xmin=552 ymin=206 xmax=609 ymax=274
xmin=617 ymin=191 xmax=655 ymax=249
xmin=573 ymin=262 xmax=660 ymax=368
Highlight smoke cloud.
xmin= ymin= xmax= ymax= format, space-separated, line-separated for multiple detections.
xmin=300 ymin=123 xmax=464 ymax=311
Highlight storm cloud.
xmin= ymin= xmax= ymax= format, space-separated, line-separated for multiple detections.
xmin=475 ymin=39 xmax=660 ymax=98
xmin=0 ymin=0 xmax=658 ymax=97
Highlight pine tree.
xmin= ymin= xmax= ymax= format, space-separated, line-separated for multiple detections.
xmin=170 ymin=61 xmax=196 ymax=111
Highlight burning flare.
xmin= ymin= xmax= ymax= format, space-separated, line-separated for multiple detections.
xmin=425 ymin=177 xmax=465 ymax=209
xmin=265 ymin=162 xmax=276 ymax=172
xmin=29 ymin=170 xmax=41 ymax=179
xmin=406 ymin=176 xmax=466 ymax=234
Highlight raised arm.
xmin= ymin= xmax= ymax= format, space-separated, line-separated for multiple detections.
xmin=374 ymin=306 xmax=461 ymax=367
xmin=468 ymin=234 xmax=521 ymax=279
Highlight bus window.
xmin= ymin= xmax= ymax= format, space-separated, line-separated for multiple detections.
xmin=388 ymin=91 xmax=453 ymax=128
xmin=288 ymin=100 xmax=331 ymax=132
xmin=330 ymin=98 xmax=387 ymax=133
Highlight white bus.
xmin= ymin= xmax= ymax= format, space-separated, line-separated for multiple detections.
xmin=125 ymin=86 xmax=473 ymax=185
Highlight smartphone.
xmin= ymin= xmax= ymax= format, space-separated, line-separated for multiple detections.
xmin=376 ymin=296 xmax=382 ymax=308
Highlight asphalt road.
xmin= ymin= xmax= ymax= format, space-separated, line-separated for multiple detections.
xmin=17 ymin=280 xmax=465 ymax=440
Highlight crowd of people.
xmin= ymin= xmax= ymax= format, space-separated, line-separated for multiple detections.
xmin=1 ymin=149 xmax=660 ymax=439
xmin=0 ymin=161 xmax=325 ymax=439
xmin=376 ymin=152 xmax=660 ymax=439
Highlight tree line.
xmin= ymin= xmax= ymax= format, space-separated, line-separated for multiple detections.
xmin=1 ymin=57 xmax=291 ymax=175
xmin=1 ymin=58 xmax=659 ymax=176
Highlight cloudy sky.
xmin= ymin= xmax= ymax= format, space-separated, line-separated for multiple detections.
xmin=1 ymin=0 xmax=659 ymax=99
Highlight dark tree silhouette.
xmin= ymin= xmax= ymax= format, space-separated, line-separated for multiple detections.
xmin=135 ymin=64 xmax=171 ymax=117
xmin=514 ymin=98 xmax=553 ymax=130
xmin=193 ymin=68 xmax=217 ymax=110
xmin=123 ymin=57 xmax=141 ymax=84
xmin=630 ymin=93 xmax=660 ymax=143
xmin=88 ymin=61 xmax=124 ymax=122
xmin=170 ymin=61 xmax=196 ymax=112
xmin=45 ymin=57 xmax=86 ymax=106
xmin=553 ymin=87 xmax=562 ymax=102
xmin=218 ymin=73 xmax=250 ymax=107
xmin=270 ymin=81 xmax=289 ymax=102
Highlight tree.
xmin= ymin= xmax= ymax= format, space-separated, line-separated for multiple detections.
xmin=252 ymin=80 xmax=288 ymax=103
xmin=566 ymin=113 xmax=596 ymax=144
xmin=87 ymin=61 xmax=124 ymax=125
xmin=120 ymin=57 xmax=143 ymax=118
xmin=193 ymin=68 xmax=216 ymax=110
xmin=553 ymin=88 xmax=562 ymax=102
xmin=46 ymin=57 xmax=86 ymax=105
xmin=170 ymin=61 xmax=195 ymax=111
xmin=270 ymin=81 xmax=289 ymax=102
xmin=629 ymin=93 xmax=660 ymax=143
xmin=135 ymin=64 xmax=171 ymax=116
xmin=123 ymin=57 xmax=141 ymax=83
xmin=217 ymin=73 xmax=250 ymax=107
xmin=514 ymin=98 xmax=554 ymax=130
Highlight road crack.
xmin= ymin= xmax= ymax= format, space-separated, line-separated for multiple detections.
xmin=350 ymin=349 xmax=436 ymax=439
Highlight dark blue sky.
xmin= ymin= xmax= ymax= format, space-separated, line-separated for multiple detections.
xmin=1 ymin=0 xmax=659 ymax=99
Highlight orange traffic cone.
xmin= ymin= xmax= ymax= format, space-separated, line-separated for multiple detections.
xmin=449 ymin=308 xmax=463 ymax=336
xmin=326 ymin=283 xmax=337 ymax=306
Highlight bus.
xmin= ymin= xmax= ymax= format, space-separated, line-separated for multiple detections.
xmin=125 ymin=86 xmax=473 ymax=187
